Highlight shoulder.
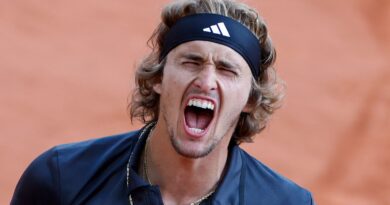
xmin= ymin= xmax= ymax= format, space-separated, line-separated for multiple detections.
xmin=11 ymin=130 xmax=141 ymax=205
xmin=11 ymin=146 xmax=61 ymax=205
xmin=238 ymin=148 xmax=315 ymax=205
xmin=54 ymin=130 xmax=140 ymax=161
xmin=49 ymin=130 xmax=141 ymax=175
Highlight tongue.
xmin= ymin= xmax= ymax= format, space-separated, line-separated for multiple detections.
xmin=185 ymin=108 xmax=212 ymax=130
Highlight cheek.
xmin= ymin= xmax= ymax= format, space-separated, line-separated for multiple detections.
xmin=162 ymin=74 xmax=181 ymax=92
xmin=220 ymin=80 xmax=252 ymax=115
xmin=160 ymin=70 xmax=192 ymax=104
xmin=163 ymin=68 xmax=193 ymax=90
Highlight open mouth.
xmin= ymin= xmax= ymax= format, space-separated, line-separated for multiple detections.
xmin=184 ymin=97 xmax=215 ymax=136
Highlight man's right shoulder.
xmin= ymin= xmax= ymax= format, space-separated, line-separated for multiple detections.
xmin=54 ymin=129 xmax=141 ymax=155
xmin=11 ymin=129 xmax=141 ymax=205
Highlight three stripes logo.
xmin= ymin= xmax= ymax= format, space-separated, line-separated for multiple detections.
xmin=202 ymin=22 xmax=230 ymax=37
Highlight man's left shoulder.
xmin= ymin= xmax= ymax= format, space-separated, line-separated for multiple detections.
xmin=238 ymin=148 xmax=315 ymax=205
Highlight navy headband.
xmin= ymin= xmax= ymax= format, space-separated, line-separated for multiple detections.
xmin=160 ymin=13 xmax=261 ymax=79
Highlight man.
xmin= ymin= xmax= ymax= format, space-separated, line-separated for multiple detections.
xmin=12 ymin=0 xmax=315 ymax=204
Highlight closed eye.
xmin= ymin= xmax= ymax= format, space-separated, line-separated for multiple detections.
xmin=183 ymin=61 xmax=200 ymax=65
xmin=217 ymin=60 xmax=239 ymax=76
xmin=219 ymin=66 xmax=238 ymax=76
xmin=182 ymin=61 xmax=202 ymax=69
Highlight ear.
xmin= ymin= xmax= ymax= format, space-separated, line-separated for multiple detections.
xmin=242 ymin=102 xmax=253 ymax=113
xmin=242 ymin=93 xmax=256 ymax=113
xmin=153 ymin=82 xmax=162 ymax=94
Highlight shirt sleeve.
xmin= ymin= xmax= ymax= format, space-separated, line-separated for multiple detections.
xmin=11 ymin=147 xmax=61 ymax=205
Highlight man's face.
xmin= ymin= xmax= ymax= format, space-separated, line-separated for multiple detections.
xmin=154 ymin=41 xmax=252 ymax=158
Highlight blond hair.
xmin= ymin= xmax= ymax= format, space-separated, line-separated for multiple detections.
xmin=130 ymin=0 xmax=284 ymax=143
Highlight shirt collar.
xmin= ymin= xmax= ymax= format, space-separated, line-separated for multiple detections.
xmin=212 ymin=144 xmax=244 ymax=204
xmin=126 ymin=122 xmax=156 ymax=194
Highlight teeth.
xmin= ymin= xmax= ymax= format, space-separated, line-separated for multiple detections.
xmin=187 ymin=98 xmax=215 ymax=110
xmin=196 ymin=100 xmax=201 ymax=107
xmin=189 ymin=127 xmax=204 ymax=133
xmin=202 ymin=101 xmax=208 ymax=109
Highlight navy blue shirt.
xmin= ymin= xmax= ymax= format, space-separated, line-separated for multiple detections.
xmin=12 ymin=125 xmax=315 ymax=204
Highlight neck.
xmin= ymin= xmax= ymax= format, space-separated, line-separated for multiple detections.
xmin=145 ymin=122 xmax=230 ymax=205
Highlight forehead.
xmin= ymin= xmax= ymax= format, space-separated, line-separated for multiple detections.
xmin=169 ymin=41 xmax=249 ymax=67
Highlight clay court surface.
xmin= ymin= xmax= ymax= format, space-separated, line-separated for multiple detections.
xmin=1 ymin=0 xmax=389 ymax=204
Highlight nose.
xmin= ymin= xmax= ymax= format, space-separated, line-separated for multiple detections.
xmin=193 ymin=65 xmax=218 ymax=93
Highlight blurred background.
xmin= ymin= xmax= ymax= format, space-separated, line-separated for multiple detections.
xmin=1 ymin=0 xmax=389 ymax=204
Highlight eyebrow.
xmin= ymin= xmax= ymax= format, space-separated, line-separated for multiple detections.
xmin=178 ymin=52 xmax=240 ymax=71
xmin=179 ymin=53 xmax=205 ymax=62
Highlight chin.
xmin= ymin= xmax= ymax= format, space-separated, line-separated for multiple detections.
xmin=170 ymin=136 xmax=218 ymax=159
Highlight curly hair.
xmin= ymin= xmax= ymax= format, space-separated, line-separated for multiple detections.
xmin=129 ymin=0 xmax=285 ymax=144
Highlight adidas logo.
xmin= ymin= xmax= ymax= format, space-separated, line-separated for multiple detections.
xmin=203 ymin=22 xmax=230 ymax=37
